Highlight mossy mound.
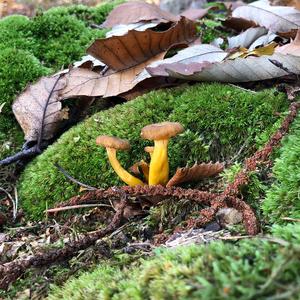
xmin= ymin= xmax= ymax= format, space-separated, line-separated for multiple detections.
xmin=0 ymin=48 xmax=51 ymax=158
xmin=44 ymin=1 xmax=124 ymax=26
xmin=19 ymin=83 xmax=288 ymax=220
xmin=263 ymin=116 xmax=300 ymax=223
xmin=0 ymin=3 xmax=117 ymax=157
xmin=48 ymin=223 xmax=300 ymax=300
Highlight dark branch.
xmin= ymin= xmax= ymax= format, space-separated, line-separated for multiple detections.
xmin=54 ymin=163 xmax=98 ymax=191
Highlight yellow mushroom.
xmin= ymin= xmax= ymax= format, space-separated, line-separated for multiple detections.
xmin=96 ymin=135 xmax=144 ymax=186
xmin=141 ymin=122 xmax=184 ymax=185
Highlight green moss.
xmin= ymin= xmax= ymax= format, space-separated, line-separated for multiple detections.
xmin=0 ymin=15 xmax=34 ymax=51
xmin=0 ymin=48 xmax=51 ymax=158
xmin=48 ymin=223 xmax=300 ymax=300
xmin=28 ymin=14 xmax=105 ymax=69
xmin=45 ymin=1 xmax=124 ymax=26
xmin=19 ymin=83 xmax=287 ymax=220
xmin=263 ymin=116 xmax=300 ymax=223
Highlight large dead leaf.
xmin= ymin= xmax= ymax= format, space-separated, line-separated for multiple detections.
xmin=136 ymin=44 xmax=228 ymax=82
xmin=88 ymin=17 xmax=196 ymax=71
xmin=232 ymin=0 xmax=300 ymax=33
xmin=102 ymin=1 xmax=179 ymax=28
xmin=166 ymin=162 xmax=224 ymax=187
xmin=147 ymin=48 xmax=300 ymax=82
xmin=12 ymin=76 xmax=67 ymax=141
xmin=276 ymin=29 xmax=300 ymax=55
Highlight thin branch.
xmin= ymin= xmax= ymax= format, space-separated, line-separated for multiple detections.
xmin=46 ymin=203 xmax=112 ymax=213
xmin=54 ymin=163 xmax=98 ymax=191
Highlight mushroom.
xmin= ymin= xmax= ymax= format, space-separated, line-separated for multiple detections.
xmin=141 ymin=122 xmax=184 ymax=185
xmin=96 ymin=135 xmax=144 ymax=186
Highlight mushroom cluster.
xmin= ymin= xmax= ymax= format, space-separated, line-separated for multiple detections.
xmin=96 ymin=122 xmax=184 ymax=186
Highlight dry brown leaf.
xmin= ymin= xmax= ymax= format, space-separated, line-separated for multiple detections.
xmin=166 ymin=162 xmax=224 ymax=187
xmin=88 ymin=17 xmax=196 ymax=71
xmin=276 ymin=29 xmax=300 ymax=55
xmin=12 ymin=75 xmax=67 ymax=141
xmin=102 ymin=1 xmax=179 ymax=28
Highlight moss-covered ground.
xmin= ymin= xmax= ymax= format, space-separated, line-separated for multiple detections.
xmin=48 ymin=223 xmax=300 ymax=300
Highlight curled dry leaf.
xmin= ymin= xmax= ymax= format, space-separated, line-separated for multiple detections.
xmin=232 ymin=0 xmax=300 ymax=33
xmin=102 ymin=1 xmax=179 ymax=28
xmin=228 ymin=27 xmax=267 ymax=49
xmin=88 ymin=17 xmax=196 ymax=71
xmin=166 ymin=162 xmax=224 ymax=187
xmin=12 ymin=75 xmax=67 ymax=141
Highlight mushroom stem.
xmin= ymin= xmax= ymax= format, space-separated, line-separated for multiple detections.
xmin=149 ymin=139 xmax=169 ymax=185
xmin=106 ymin=148 xmax=144 ymax=186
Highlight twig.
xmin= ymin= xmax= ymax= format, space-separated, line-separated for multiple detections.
xmin=46 ymin=203 xmax=112 ymax=213
xmin=281 ymin=217 xmax=300 ymax=222
xmin=54 ymin=163 xmax=97 ymax=191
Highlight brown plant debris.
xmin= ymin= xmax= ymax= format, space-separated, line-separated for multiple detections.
xmin=0 ymin=191 xmax=128 ymax=290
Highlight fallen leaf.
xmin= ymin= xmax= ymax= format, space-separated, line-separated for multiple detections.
xmin=228 ymin=27 xmax=267 ymax=49
xmin=147 ymin=50 xmax=300 ymax=83
xmin=88 ymin=17 xmax=196 ymax=71
xmin=232 ymin=0 xmax=300 ymax=33
xmin=12 ymin=75 xmax=67 ymax=141
xmin=136 ymin=44 xmax=227 ymax=81
xmin=228 ymin=42 xmax=277 ymax=59
xmin=102 ymin=1 xmax=179 ymax=28
xmin=166 ymin=162 xmax=224 ymax=187
xmin=276 ymin=29 xmax=300 ymax=55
